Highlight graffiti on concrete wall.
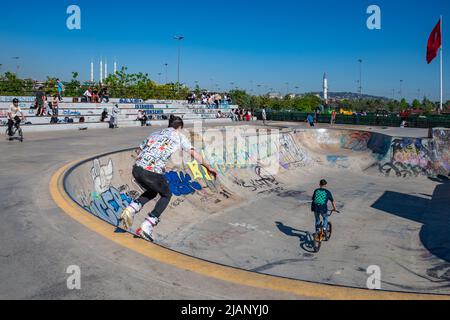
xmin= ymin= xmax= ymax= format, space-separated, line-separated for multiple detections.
xmin=379 ymin=138 xmax=437 ymax=177
xmin=232 ymin=166 xmax=282 ymax=195
xmin=165 ymin=171 xmax=202 ymax=196
xmin=79 ymin=158 xmax=135 ymax=226
xmin=340 ymin=131 xmax=372 ymax=151
xmin=327 ymin=155 xmax=350 ymax=168
xmin=91 ymin=159 xmax=113 ymax=194
xmin=278 ymin=133 xmax=309 ymax=169
xmin=432 ymin=128 xmax=450 ymax=173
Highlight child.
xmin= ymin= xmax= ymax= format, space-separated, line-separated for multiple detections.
xmin=311 ymin=179 xmax=337 ymax=234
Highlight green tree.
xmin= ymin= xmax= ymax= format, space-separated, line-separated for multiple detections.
xmin=412 ymin=99 xmax=421 ymax=110
xmin=65 ymin=72 xmax=82 ymax=97
xmin=400 ymin=98 xmax=409 ymax=110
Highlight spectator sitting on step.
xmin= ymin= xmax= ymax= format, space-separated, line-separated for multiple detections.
xmin=99 ymin=87 xmax=109 ymax=103
xmin=91 ymin=88 xmax=100 ymax=103
xmin=245 ymin=111 xmax=251 ymax=122
xmin=100 ymin=108 xmax=108 ymax=122
xmin=51 ymin=94 xmax=59 ymax=115
xmin=83 ymin=88 xmax=92 ymax=102
xmin=137 ymin=110 xmax=148 ymax=126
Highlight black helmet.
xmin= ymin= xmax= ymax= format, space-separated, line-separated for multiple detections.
xmin=12 ymin=98 xmax=19 ymax=104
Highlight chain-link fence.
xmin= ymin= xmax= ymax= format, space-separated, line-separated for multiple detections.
xmin=255 ymin=110 xmax=450 ymax=128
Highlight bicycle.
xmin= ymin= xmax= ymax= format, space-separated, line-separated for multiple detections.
xmin=311 ymin=209 xmax=340 ymax=253
xmin=5 ymin=121 xmax=24 ymax=142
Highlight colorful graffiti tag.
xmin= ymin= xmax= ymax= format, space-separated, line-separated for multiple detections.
xmin=80 ymin=158 xmax=134 ymax=226
xmin=433 ymin=128 xmax=450 ymax=173
xmin=379 ymin=138 xmax=437 ymax=177
xmin=165 ymin=171 xmax=202 ymax=196
xmin=86 ymin=186 xmax=133 ymax=226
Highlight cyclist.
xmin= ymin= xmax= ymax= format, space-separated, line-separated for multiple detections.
xmin=7 ymin=98 xmax=25 ymax=137
xmin=311 ymin=179 xmax=337 ymax=234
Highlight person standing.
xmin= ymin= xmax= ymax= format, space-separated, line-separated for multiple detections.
xmin=261 ymin=108 xmax=267 ymax=125
xmin=109 ymin=104 xmax=119 ymax=128
xmin=307 ymin=113 xmax=315 ymax=127
xmin=56 ymin=79 xmax=64 ymax=102
xmin=120 ymin=115 xmax=218 ymax=242
xmin=315 ymin=107 xmax=321 ymax=123
xmin=330 ymin=109 xmax=337 ymax=126
xmin=35 ymin=87 xmax=45 ymax=116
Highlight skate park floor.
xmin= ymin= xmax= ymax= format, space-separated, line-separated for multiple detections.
xmin=1 ymin=122 xmax=449 ymax=299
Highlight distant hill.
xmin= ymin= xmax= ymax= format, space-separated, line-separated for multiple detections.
xmin=308 ymin=92 xmax=390 ymax=101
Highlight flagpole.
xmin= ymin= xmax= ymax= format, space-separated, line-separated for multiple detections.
xmin=440 ymin=15 xmax=443 ymax=112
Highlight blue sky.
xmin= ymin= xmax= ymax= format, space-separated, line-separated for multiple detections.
xmin=0 ymin=0 xmax=449 ymax=101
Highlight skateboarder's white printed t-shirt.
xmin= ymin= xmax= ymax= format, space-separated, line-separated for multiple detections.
xmin=135 ymin=128 xmax=193 ymax=174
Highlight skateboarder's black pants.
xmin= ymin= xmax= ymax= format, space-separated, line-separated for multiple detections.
xmin=132 ymin=165 xmax=172 ymax=219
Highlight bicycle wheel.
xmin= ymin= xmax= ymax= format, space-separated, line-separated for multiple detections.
xmin=325 ymin=222 xmax=332 ymax=241
xmin=313 ymin=234 xmax=321 ymax=253
xmin=313 ymin=223 xmax=323 ymax=253
xmin=18 ymin=128 xmax=23 ymax=142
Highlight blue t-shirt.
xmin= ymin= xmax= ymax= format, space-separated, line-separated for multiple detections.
xmin=311 ymin=188 xmax=334 ymax=214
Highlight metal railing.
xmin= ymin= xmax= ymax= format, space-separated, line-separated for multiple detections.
xmin=254 ymin=110 xmax=450 ymax=128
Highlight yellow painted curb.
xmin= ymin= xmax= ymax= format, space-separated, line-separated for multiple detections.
xmin=50 ymin=160 xmax=450 ymax=300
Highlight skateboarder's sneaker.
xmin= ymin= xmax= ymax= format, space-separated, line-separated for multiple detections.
xmin=138 ymin=216 xmax=160 ymax=242
xmin=119 ymin=202 xmax=142 ymax=230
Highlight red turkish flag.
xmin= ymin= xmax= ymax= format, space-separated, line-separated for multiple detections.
xmin=427 ymin=19 xmax=442 ymax=64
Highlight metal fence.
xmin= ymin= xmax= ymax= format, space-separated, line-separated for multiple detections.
xmin=254 ymin=110 xmax=450 ymax=128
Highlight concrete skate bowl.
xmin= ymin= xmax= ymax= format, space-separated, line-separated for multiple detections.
xmin=52 ymin=126 xmax=450 ymax=299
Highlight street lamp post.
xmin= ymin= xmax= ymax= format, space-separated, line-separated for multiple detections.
xmin=358 ymin=59 xmax=363 ymax=98
xmin=12 ymin=57 xmax=20 ymax=76
xmin=164 ymin=63 xmax=168 ymax=84
xmin=399 ymin=80 xmax=403 ymax=99
xmin=257 ymin=84 xmax=262 ymax=96
xmin=174 ymin=35 xmax=184 ymax=86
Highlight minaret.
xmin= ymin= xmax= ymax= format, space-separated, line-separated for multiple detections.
xmin=100 ymin=58 xmax=103 ymax=84
xmin=105 ymin=59 xmax=108 ymax=79
xmin=114 ymin=59 xmax=117 ymax=74
xmin=90 ymin=60 xmax=94 ymax=82
xmin=323 ymin=73 xmax=328 ymax=102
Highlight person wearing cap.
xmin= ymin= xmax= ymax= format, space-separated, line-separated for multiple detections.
xmin=311 ymin=179 xmax=337 ymax=234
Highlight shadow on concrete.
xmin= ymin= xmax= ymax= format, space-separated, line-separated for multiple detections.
xmin=371 ymin=177 xmax=450 ymax=263
xmin=275 ymin=221 xmax=316 ymax=253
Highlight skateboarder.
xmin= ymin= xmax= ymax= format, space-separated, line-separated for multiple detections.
xmin=120 ymin=115 xmax=218 ymax=242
